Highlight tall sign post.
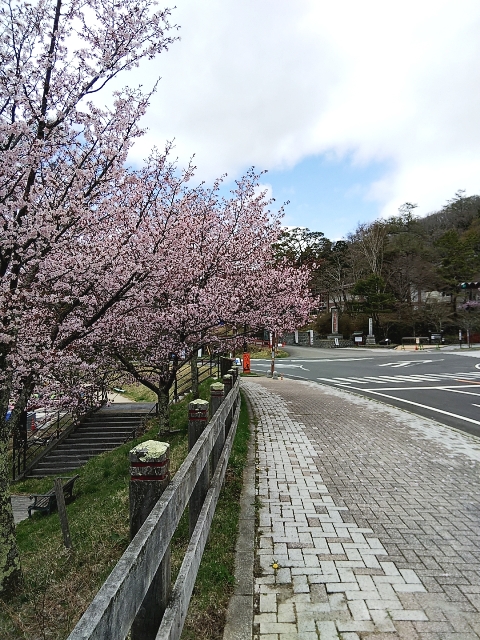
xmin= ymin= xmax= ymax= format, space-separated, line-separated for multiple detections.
xmin=328 ymin=307 xmax=340 ymax=344
xmin=366 ymin=316 xmax=376 ymax=345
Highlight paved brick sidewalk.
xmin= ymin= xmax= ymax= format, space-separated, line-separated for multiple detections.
xmin=243 ymin=377 xmax=480 ymax=640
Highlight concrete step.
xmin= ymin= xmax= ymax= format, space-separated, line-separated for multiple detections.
xmin=84 ymin=414 xmax=150 ymax=422
xmin=68 ymin=431 xmax=134 ymax=440
xmin=28 ymin=408 xmax=148 ymax=476
xmin=83 ymin=417 xmax=142 ymax=426
xmin=48 ymin=444 xmax=118 ymax=455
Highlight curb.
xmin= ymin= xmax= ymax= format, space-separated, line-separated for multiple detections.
xmin=223 ymin=391 xmax=255 ymax=640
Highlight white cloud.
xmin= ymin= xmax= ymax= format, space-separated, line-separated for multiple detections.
xmin=124 ymin=0 xmax=480 ymax=219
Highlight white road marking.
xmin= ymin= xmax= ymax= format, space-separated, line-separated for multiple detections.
xmin=378 ymin=359 xmax=442 ymax=368
xmin=291 ymin=358 xmax=374 ymax=363
xmin=348 ymin=387 xmax=480 ymax=427
xmin=317 ymin=377 xmax=369 ymax=385
xmin=316 ymin=371 xmax=480 ymax=387
xmin=364 ymin=384 xmax=480 ymax=391
xmin=442 ymin=388 xmax=480 ymax=397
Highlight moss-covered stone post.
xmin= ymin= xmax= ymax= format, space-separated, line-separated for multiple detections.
xmin=130 ymin=440 xmax=170 ymax=640
xmin=188 ymin=399 xmax=209 ymax=536
xmin=210 ymin=382 xmax=225 ymax=472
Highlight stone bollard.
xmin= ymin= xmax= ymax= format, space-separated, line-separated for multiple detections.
xmin=210 ymin=383 xmax=225 ymax=473
xmin=130 ymin=440 xmax=170 ymax=640
xmin=188 ymin=399 xmax=210 ymax=536
xmin=227 ymin=367 xmax=237 ymax=383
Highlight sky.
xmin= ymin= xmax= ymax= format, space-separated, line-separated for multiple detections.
xmin=120 ymin=0 xmax=480 ymax=240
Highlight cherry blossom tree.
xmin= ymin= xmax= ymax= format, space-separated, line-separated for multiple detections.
xmin=0 ymin=0 xmax=312 ymax=600
xmin=0 ymin=0 xmax=178 ymax=596
xmin=104 ymin=170 xmax=312 ymax=430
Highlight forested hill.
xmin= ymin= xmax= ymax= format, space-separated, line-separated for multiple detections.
xmin=275 ymin=191 xmax=480 ymax=342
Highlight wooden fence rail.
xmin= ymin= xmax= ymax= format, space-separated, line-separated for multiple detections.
xmin=67 ymin=375 xmax=241 ymax=640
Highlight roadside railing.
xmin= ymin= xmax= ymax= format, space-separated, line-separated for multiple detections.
xmin=171 ymin=355 xmax=221 ymax=402
xmin=68 ymin=371 xmax=241 ymax=640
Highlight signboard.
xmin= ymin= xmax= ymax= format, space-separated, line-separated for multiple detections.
xmin=243 ymin=353 xmax=250 ymax=374
xmin=355 ymin=336 xmax=363 ymax=343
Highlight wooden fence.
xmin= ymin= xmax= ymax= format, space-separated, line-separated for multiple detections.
xmin=67 ymin=374 xmax=241 ymax=640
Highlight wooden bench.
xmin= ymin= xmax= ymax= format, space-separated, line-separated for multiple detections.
xmin=28 ymin=475 xmax=79 ymax=517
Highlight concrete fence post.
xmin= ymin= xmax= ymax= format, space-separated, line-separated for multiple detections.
xmin=188 ymin=399 xmax=210 ymax=536
xmin=210 ymin=383 xmax=225 ymax=473
xmin=222 ymin=374 xmax=233 ymax=396
xmin=129 ymin=440 xmax=170 ymax=640
xmin=222 ymin=374 xmax=233 ymax=435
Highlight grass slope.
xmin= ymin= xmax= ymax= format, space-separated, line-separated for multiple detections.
xmin=2 ymin=382 xmax=250 ymax=640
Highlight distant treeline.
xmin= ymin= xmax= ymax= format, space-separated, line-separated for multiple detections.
xmin=274 ymin=191 xmax=480 ymax=342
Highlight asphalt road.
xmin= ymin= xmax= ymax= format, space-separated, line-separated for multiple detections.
xmin=250 ymin=345 xmax=480 ymax=438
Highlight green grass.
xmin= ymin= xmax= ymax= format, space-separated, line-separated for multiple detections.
xmin=121 ymin=382 xmax=157 ymax=403
xmin=180 ymin=393 xmax=250 ymax=639
xmin=249 ymin=348 xmax=289 ymax=359
xmin=2 ymin=380 xmax=250 ymax=640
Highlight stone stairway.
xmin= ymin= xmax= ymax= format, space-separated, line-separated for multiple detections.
xmin=28 ymin=402 xmax=156 ymax=477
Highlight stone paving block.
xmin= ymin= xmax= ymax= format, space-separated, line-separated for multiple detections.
xmin=255 ymin=613 xmax=278 ymax=624
xmin=259 ymin=622 xmax=298 ymax=635
xmin=277 ymin=603 xmax=295 ymax=623
xmin=260 ymin=593 xmax=277 ymax=613
xmin=276 ymin=568 xmax=292 ymax=584
xmin=341 ymin=634 xmax=361 ymax=640
xmin=363 ymin=555 xmax=382 ymax=569
xmin=394 ymin=584 xmax=427 ymax=593
xmin=400 ymin=569 xmax=423 ymax=584
xmin=348 ymin=599 xmax=371 ymax=620
xmin=298 ymin=617 xmax=317 ymax=633
xmin=345 ymin=589 xmax=380 ymax=601
xmin=329 ymin=593 xmax=349 ymax=611
xmin=327 ymin=582 xmax=359 ymax=593
xmin=279 ymin=634 xmax=317 ymax=640
xmin=316 ymin=620 xmax=338 ymax=640
xmin=390 ymin=611 xmax=429 ymax=622
xmin=336 ymin=620 xmax=376 ymax=632
xmin=293 ymin=575 xmax=310 ymax=594
xmin=366 ymin=598 xmax=403 ymax=610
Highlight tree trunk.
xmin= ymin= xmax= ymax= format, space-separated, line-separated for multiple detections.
xmin=0 ymin=375 xmax=34 ymax=597
xmin=157 ymin=385 xmax=170 ymax=434
xmin=0 ymin=429 xmax=23 ymax=598
xmin=190 ymin=357 xmax=199 ymax=400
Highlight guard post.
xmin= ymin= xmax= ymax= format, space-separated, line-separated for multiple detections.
xmin=129 ymin=440 xmax=170 ymax=640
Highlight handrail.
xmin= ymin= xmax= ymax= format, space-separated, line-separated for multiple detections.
xmin=68 ymin=377 xmax=240 ymax=640
xmin=11 ymin=400 xmax=106 ymax=481
xmin=124 ymin=402 xmax=159 ymax=443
